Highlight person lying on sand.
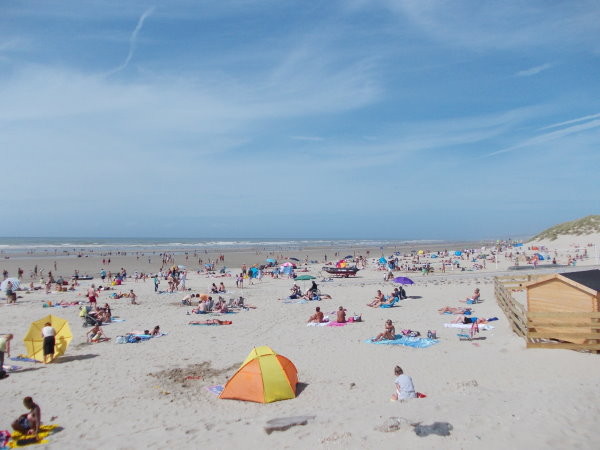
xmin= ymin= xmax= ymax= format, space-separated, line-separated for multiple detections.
xmin=367 ymin=290 xmax=386 ymax=307
xmin=372 ymin=320 xmax=396 ymax=341
xmin=451 ymin=315 xmax=488 ymax=324
xmin=307 ymin=306 xmax=325 ymax=323
xmin=438 ymin=306 xmax=472 ymax=315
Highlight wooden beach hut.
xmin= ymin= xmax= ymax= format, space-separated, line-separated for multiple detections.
xmin=526 ymin=269 xmax=600 ymax=346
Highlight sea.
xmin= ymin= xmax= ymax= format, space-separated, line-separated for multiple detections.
xmin=0 ymin=237 xmax=449 ymax=255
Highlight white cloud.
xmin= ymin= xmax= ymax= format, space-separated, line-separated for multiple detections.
xmin=516 ymin=63 xmax=553 ymax=77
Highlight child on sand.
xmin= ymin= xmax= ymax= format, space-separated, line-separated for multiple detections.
xmin=12 ymin=397 xmax=41 ymax=437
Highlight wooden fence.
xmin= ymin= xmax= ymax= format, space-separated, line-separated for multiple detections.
xmin=495 ymin=275 xmax=600 ymax=352
xmin=494 ymin=275 xmax=532 ymax=338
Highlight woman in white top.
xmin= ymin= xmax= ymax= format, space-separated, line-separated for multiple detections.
xmin=391 ymin=366 xmax=417 ymax=400
xmin=41 ymin=323 xmax=56 ymax=364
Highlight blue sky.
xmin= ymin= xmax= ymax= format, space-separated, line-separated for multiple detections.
xmin=1 ymin=0 xmax=599 ymax=240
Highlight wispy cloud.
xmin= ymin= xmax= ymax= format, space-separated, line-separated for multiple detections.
xmin=516 ymin=63 xmax=552 ymax=77
xmin=107 ymin=7 xmax=155 ymax=75
xmin=539 ymin=112 xmax=600 ymax=131
xmin=486 ymin=117 xmax=600 ymax=157
xmin=358 ymin=0 xmax=600 ymax=52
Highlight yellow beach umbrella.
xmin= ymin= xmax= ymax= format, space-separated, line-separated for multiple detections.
xmin=23 ymin=315 xmax=72 ymax=361
xmin=417 ymin=250 xmax=424 ymax=255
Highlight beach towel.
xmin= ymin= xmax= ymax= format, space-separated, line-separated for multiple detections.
xmin=444 ymin=323 xmax=494 ymax=330
xmin=364 ymin=335 xmax=439 ymax=348
xmin=110 ymin=318 xmax=126 ymax=323
xmin=282 ymin=299 xmax=308 ymax=304
xmin=10 ymin=355 xmax=41 ymax=363
xmin=189 ymin=321 xmax=232 ymax=326
xmin=7 ymin=424 xmax=61 ymax=448
xmin=2 ymin=364 xmax=22 ymax=372
xmin=206 ymin=385 xmax=224 ymax=395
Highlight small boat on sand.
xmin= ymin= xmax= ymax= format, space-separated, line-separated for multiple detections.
xmin=322 ymin=266 xmax=359 ymax=277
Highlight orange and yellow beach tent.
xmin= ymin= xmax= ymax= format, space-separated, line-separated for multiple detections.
xmin=219 ymin=346 xmax=298 ymax=403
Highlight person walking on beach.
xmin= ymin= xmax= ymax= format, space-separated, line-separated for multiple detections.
xmin=0 ymin=333 xmax=13 ymax=379
xmin=391 ymin=366 xmax=417 ymax=400
xmin=87 ymin=284 xmax=98 ymax=307
xmin=12 ymin=397 xmax=41 ymax=437
xmin=153 ymin=275 xmax=159 ymax=292
xmin=41 ymin=322 xmax=56 ymax=364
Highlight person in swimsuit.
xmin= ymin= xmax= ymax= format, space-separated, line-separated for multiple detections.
xmin=307 ymin=306 xmax=325 ymax=323
xmin=372 ymin=320 xmax=396 ymax=341
xmin=336 ymin=306 xmax=347 ymax=323
xmin=367 ymin=290 xmax=386 ymax=307
xmin=12 ymin=397 xmax=41 ymax=436
xmin=86 ymin=324 xmax=107 ymax=342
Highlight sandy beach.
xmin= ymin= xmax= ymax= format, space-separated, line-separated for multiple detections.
xmin=1 ymin=238 xmax=600 ymax=449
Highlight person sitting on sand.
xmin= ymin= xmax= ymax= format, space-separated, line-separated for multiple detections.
xmin=336 ymin=306 xmax=346 ymax=323
xmin=218 ymin=282 xmax=226 ymax=293
xmin=150 ymin=325 xmax=161 ymax=336
xmin=289 ymin=283 xmax=301 ymax=299
xmin=129 ymin=290 xmax=139 ymax=305
xmin=391 ymin=366 xmax=417 ymax=401
xmin=372 ymin=319 xmax=396 ymax=341
xmin=215 ymin=298 xmax=229 ymax=313
xmin=181 ymin=293 xmax=195 ymax=306
xmin=12 ymin=396 xmax=41 ymax=437
xmin=461 ymin=288 xmax=480 ymax=303
xmin=438 ymin=306 xmax=472 ymax=315
xmin=210 ymin=283 xmax=219 ymax=294
xmin=86 ymin=324 xmax=108 ymax=342
xmin=367 ymin=290 xmax=386 ymax=307
xmin=192 ymin=300 xmax=208 ymax=314
xmin=307 ymin=306 xmax=325 ymax=323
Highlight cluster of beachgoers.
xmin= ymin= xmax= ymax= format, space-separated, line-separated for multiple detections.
xmin=1 ymin=236 xmax=599 ymax=448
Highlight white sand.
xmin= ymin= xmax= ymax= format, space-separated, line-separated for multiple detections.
xmin=2 ymin=245 xmax=600 ymax=449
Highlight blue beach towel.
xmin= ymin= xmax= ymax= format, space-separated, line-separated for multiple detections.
xmin=364 ymin=335 xmax=439 ymax=348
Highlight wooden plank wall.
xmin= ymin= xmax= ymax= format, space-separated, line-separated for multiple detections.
xmin=495 ymin=275 xmax=600 ymax=352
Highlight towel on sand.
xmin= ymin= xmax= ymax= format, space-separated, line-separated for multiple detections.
xmin=364 ymin=335 xmax=439 ymax=348
xmin=7 ymin=424 xmax=61 ymax=448
xmin=444 ymin=323 xmax=494 ymax=330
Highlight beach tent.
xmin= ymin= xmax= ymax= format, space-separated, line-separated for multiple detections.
xmin=219 ymin=346 xmax=298 ymax=403
xmin=24 ymin=315 xmax=72 ymax=361
xmin=378 ymin=257 xmax=387 ymax=264
xmin=1 ymin=278 xmax=21 ymax=291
